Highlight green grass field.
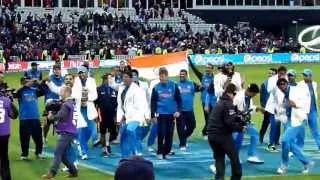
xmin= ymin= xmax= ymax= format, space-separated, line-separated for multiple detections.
xmin=5 ymin=63 xmax=320 ymax=180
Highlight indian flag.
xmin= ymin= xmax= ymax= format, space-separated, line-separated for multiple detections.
xmin=127 ymin=51 xmax=188 ymax=80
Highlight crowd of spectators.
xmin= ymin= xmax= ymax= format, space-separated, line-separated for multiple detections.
xmin=0 ymin=2 xmax=301 ymax=63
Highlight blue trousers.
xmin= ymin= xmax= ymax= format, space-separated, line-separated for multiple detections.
xmin=120 ymin=121 xmax=139 ymax=158
xmin=284 ymin=122 xmax=305 ymax=149
xmin=136 ymin=125 xmax=150 ymax=154
xmin=269 ymin=114 xmax=281 ymax=145
xmin=147 ymin=122 xmax=157 ymax=147
xmin=281 ymin=124 xmax=310 ymax=167
xmin=79 ymin=107 xmax=97 ymax=155
xmin=303 ymin=110 xmax=320 ymax=148
xmin=233 ymin=124 xmax=259 ymax=157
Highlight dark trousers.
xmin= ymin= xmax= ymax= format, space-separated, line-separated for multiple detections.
xmin=208 ymin=134 xmax=242 ymax=180
xmin=19 ymin=120 xmax=43 ymax=157
xmin=259 ymin=112 xmax=280 ymax=144
xmin=202 ymin=103 xmax=213 ymax=136
xmin=177 ymin=111 xmax=196 ymax=147
xmin=100 ymin=114 xmax=118 ymax=146
xmin=50 ymin=133 xmax=77 ymax=176
xmin=0 ymin=135 xmax=11 ymax=180
xmin=259 ymin=111 xmax=270 ymax=143
xmin=157 ymin=114 xmax=175 ymax=156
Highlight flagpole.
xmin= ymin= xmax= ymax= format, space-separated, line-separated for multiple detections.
xmin=117 ymin=0 xmax=119 ymax=12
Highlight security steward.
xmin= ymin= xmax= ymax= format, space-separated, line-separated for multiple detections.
xmin=207 ymin=83 xmax=245 ymax=180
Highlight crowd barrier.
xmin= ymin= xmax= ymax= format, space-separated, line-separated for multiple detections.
xmin=1 ymin=53 xmax=320 ymax=72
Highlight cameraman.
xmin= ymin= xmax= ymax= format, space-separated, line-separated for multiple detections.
xmin=41 ymin=86 xmax=78 ymax=179
xmin=207 ymin=83 xmax=244 ymax=180
xmin=0 ymin=90 xmax=19 ymax=180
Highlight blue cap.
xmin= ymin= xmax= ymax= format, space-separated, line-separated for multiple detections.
xmin=302 ymin=69 xmax=312 ymax=77
xmin=77 ymin=66 xmax=88 ymax=74
xmin=287 ymin=69 xmax=296 ymax=76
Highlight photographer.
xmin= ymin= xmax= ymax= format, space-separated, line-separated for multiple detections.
xmin=207 ymin=83 xmax=244 ymax=180
xmin=0 ymin=90 xmax=19 ymax=180
xmin=42 ymin=86 xmax=78 ymax=179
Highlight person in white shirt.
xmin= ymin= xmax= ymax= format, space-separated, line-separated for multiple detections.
xmin=214 ymin=62 xmax=242 ymax=99
xmin=271 ymin=78 xmax=314 ymax=175
xmin=233 ymin=83 xmax=265 ymax=164
xmin=265 ymin=66 xmax=287 ymax=152
xmin=72 ymin=66 xmax=98 ymax=160
xmin=117 ymin=70 xmax=148 ymax=158
xmin=297 ymin=69 xmax=320 ymax=151
xmin=131 ymin=69 xmax=151 ymax=155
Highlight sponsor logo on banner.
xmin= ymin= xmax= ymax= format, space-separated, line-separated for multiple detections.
xmin=68 ymin=55 xmax=87 ymax=61
xmin=100 ymin=60 xmax=120 ymax=67
xmin=243 ymin=54 xmax=272 ymax=64
xmin=64 ymin=60 xmax=100 ymax=69
xmin=298 ymin=25 xmax=320 ymax=52
xmin=291 ymin=53 xmax=320 ymax=63
xmin=190 ymin=54 xmax=224 ymax=65
xmin=30 ymin=61 xmax=55 ymax=70
xmin=7 ymin=62 xmax=28 ymax=72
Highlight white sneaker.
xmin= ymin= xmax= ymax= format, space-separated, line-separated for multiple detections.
xmin=62 ymin=166 xmax=69 ymax=172
xmin=157 ymin=154 xmax=163 ymax=160
xmin=247 ymin=156 xmax=264 ymax=164
xmin=81 ymin=154 xmax=88 ymax=160
xmin=289 ymin=152 xmax=294 ymax=158
xmin=20 ymin=156 xmax=28 ymax=160
xmin=62 ymin=162 xmax=78 ymax=172
xmin=148 ymin=147 xmax=155 ymax=152
xmin=180 ymin=147 xmax=187 ymax=151
xmin=302 ymin=161 xmax=315 ymax=174
xmin=36 ymin=153 xmax=46 ymax=159
xmin=277 ymin=166 xmax=287 ymax=175
xmin=210 ymin=164 xmax=216 ymax=174
xmin=136 ymin=152 xmax=143 ymax=156
xmin=203 ymin=135 xmax=208 ymax=140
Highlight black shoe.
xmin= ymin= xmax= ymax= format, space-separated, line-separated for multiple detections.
xmin=101 ymin=151 xmax=110 ymax=158
xmin=266 ymin=144 xmax=279 ymax=152
xmin=106 ymin=146 xmax=112 ymax=154
xmin=93 ymin=140 xmax=101 ymax=147
xmin=259 ymin=136 xmax=264 ymax=144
